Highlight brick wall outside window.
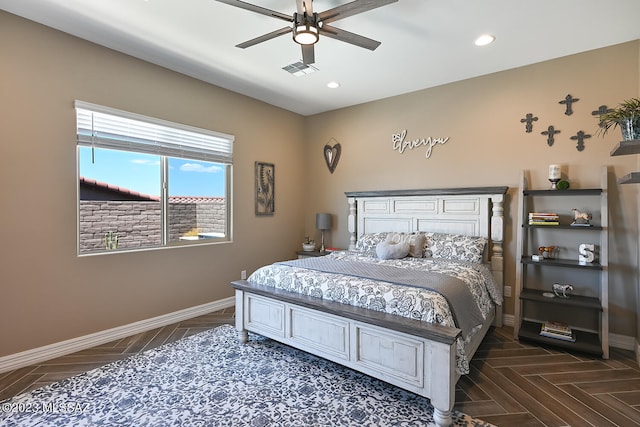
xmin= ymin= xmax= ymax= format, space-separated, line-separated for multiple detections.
xmin=79 ymin=199 xmax=226 ymax=252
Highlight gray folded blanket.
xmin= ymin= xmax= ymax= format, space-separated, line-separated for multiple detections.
xmin=278 ymin=257 xmax=484 ymax=339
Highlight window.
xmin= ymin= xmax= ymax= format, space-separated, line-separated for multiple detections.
xmin=76 ymin=101 xmax=233 ymax=254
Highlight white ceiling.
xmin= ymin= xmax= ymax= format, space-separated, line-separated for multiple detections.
xmin=2 ymin=0 xmax=640 ymax=116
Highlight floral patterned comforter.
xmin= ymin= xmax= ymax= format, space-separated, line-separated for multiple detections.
xmin=247 ymin=251 xmax=502 ymax=374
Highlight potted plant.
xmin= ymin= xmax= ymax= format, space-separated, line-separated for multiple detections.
xmin=302 ymin=236 xmax=315 ymax=251
xmin=597 ymin=97 xmax=640 ymax=140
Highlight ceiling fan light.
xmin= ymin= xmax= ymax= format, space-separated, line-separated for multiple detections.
xmin=293 ymin=24 xmax=319 ymax=45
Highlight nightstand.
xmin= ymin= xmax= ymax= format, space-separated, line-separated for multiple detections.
xmin=296 ymin=250 xmax=331 ymax=259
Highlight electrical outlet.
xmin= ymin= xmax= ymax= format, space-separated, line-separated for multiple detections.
xmin=503 ymin=285 xmax=512 ymax=298
xmin=241 ymin=270 xmax=247 ymax=280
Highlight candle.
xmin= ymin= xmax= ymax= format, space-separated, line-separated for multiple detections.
xmin=548 ymin=164 xmax=561 ymax=180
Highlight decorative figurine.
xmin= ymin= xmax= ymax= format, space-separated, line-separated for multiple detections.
xmin=571 ymin=208 xmax=592 ymax=226
xmin=552 ymin=283 xmax=574 ymax=298
xmin=538 ymin=245 xmax=557 ymax=259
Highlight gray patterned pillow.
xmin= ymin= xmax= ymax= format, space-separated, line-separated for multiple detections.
xmin=423 ymin=232 xmax=487 ymax=263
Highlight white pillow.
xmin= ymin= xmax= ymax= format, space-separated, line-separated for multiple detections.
xmin=376 ymin=233 xmax=410 ymax=260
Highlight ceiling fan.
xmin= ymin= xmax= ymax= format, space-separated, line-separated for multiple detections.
xmin=214 ymin=0 xmax=398 ymax=64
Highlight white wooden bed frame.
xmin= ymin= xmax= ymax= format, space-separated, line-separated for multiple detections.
xmin=232 ymin=187 xmax=507 ymax=427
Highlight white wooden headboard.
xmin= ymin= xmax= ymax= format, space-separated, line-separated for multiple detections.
xmin=344 ymin=187 xmax=508 ymax=288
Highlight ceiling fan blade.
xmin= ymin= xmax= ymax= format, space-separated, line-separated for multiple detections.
xmin=236 ymin=27 xmax=292 ymax=49
xmin=319 ymin=0 xmax=398 ymax=24
xmin=301 ymin=45 xmax=315 ymax=64
xmin=214 ymin=0 xmax=293 ymax=23
xmin=296 ymin=0 xmax=314 ymax=14
xmin=320 ymin=24 xmax=381 ymax=50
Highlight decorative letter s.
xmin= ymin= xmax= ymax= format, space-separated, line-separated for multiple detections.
xmin=578 ymin=244 xmax=595 ymax=263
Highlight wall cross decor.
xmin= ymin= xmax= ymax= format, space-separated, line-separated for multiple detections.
xmin=541 ymin=126 xmax=560 ymax=146
xmin=323 ymin=138 xmax=341 ymax=174
xmin=570 ymin=130 xmax=591 ymax=152
xmin=520 ymin=113 xmax=538 ymax=133
xmin=520 ymin=92 xmax=608 ymax=153
xmin=559 ymin=94 xmax=579 ymax=116
xmin=592 ymin=105 xmax=613 ymax=128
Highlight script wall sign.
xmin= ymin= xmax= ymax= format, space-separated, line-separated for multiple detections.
xmin=392 ymin=129 xmax=450 ymax=159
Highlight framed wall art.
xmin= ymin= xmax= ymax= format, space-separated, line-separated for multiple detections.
xmin=255 ymin=161 xmax=275 ymax=216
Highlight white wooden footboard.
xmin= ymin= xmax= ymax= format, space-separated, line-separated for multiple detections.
xmin=232 ymin=280 xmax=461 ymax=427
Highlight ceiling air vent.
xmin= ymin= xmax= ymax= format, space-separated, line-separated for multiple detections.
xmin=282 ymin=61 xmax=318 ymax=77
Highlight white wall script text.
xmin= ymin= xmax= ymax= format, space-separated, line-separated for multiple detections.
xmin=392 ymin=130 xmax=450 ymax=159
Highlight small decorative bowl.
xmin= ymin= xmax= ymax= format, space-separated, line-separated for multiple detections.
xmin=302 ymin=243 xmax=316 ymax=251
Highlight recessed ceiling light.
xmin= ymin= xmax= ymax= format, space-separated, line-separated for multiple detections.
xmin=327 ymin=81 xmax=340 ymax=89
xmin=474 ymin=34 xmax=495 ymax=46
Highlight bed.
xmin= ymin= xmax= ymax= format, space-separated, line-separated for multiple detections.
xmin=231 ymin=187 xmax=507 ymax=427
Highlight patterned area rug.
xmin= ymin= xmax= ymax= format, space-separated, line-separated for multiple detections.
xmin=1 ymin=325 xmax=495 ymax=426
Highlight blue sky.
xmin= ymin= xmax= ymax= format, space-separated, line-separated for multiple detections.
xmin=79 ymin=147 xmax=226 ymax=197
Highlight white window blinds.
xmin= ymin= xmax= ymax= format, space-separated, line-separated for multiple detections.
xmin=75 ymin=100 xmax=234 ymax=164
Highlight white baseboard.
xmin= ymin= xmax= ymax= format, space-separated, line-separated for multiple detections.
xmin=0 ymin=297 xmax=235 ymax=374
xmin=609 ymin=333 xmax=637 ymax=351
xmin=502 ymin=314 xmax=514 ymax=327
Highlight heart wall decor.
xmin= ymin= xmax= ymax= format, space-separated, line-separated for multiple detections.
xmin=323 ymin=139 xmax=341 ymax=174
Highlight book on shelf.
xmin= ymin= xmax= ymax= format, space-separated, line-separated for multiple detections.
xmin=528 ymin=212 xmax=559 ymax=225
xmin=529 ymin=212 xmax=558 ymax=217
xmin=540 ymin=329 xmax=576 ymax=342
xmin=540 ymin=321 xmax=576 ymax=342
xmin=541 ymin=321 xmax=571 ymax=334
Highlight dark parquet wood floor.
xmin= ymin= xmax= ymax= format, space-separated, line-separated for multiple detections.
xmin=459 ymin=327 xmax=640 ymax=427
xmin=1 ymin=308 xmax=639 ymax=426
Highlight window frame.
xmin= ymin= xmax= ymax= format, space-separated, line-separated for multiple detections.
xmin=75 ymin=101 xmax=234 ymax=256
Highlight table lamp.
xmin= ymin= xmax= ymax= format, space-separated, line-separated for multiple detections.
xmin=316 ymin=213 xmax=332 ymax=253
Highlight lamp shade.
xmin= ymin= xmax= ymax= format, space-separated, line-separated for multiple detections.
xmin=316 ymin=213 xmax=332 ymax=230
